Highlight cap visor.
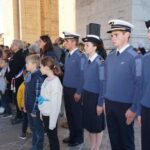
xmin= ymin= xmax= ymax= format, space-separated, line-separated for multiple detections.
xmin=107 ymin=28 xmax=128 ymax=33
xmin=82 ymin=37 xmax=88 ymax=42
xmin=64 ymin=37 xmax=75 ymax=39
xmin=82 ymin=37 xmax=101 ymax=44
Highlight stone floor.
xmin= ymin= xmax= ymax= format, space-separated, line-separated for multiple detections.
xmin=0 ymin=115 xmax=141 ymax=150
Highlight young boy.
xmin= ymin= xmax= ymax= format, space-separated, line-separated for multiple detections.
xmin=25 ymin=54 xmax=44 ymax=150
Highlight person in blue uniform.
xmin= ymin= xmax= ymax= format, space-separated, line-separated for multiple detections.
xmin=82 ymin=35 xmax=105 ymax=150
xmin=62 ymin=32 xmax=84 ymax=147
xmin=138 ymin=20 xmax=150 ymax=150
xmin=105 ymin=19 xmax=142 ymax=150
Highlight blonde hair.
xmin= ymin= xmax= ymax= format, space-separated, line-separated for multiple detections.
xmin=26 ymin=54 xmax=40 ymax=67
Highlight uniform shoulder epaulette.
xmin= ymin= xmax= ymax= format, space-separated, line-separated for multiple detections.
xmin=76 ymin=50 xmax=82 ymax=57
xmin=95 ymin=56 xmax=104 ymax=65
xmin=127 ymin=46 xmax=138 ymax=57
xmin=99 ymin=55 xmax=105 ymax=63
xmin=143 ymin=51 xmax=150 ymax=58
xmin=146 ymin=50 xmax=150 ymax=54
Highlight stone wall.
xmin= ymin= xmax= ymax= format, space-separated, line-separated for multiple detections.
xmin=76 ymin=0 xmax=132 ymax=49
xmin=3 ymin=0 xmax=59 ymax=46
xmin=132 ymin=0 xmax=150 ymax=50
xmin=2 ymin=0 xmax=150 ymax=48
xmin=40 ymin=0 xmax=59 ymax=42
xmin=76 ymin=0 xmax=150 ymax=50
xmin=19 ymin=0 xmax=41 ymax=43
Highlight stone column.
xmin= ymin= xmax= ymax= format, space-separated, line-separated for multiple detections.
xmin=3 ymin=0 xmax=19 ymax=46
xmin=18 ymin=0 xmax=41 ymax=43
xmin=40 ymin=0 xmax=59 ymax=42
xmin=58 ymin=0 xmax=76 ymax=37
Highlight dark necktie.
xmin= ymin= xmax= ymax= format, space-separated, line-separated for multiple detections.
xmin=68 ymin=53 xmax=71 ymax=58
xmin=116 ymin=51 xmax=120 ymax=56
xmin=88 ymin=60 xmax=91 ymax=64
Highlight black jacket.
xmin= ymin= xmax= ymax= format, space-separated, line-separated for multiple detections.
xmin=24 ymin=70 xmax=44 ymax=113
xmin=5 ymin=49 xmax=26 ymax=90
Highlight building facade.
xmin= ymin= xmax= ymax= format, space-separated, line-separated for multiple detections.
xmin=2 ymin=0 xmax=59 ymax=46
xmin=76 ymin=0 xmax=150 ymax=50
xmin=2 ymin=0 xmax=150 ymax=50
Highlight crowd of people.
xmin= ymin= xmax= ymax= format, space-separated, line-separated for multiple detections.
xmin=0 ymin=19 xmax=150 ymax=150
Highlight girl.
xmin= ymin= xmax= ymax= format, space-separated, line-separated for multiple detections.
xmin=82 ymin=35 xmax=105 ymax=150
xmin=39 ymin=56 xmax=62 ymax=150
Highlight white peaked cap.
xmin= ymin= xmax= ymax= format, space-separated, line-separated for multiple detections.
xmin=63 ymin=31 xmax=81 ymax=39
xmin=107 ymin=19 xmax=134 ymax=33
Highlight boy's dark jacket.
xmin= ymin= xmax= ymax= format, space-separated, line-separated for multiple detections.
xmin=24 ymin=70 xmax=44 ymax=114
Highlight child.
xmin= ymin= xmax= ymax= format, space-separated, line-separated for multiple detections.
xmin=2 ymin=49 xmax=12 ymax=60
xmin=82 ymin=35 xmax=105 ymax=150
xmin=17 ymin=71 xmax=29 ymax=139
xmin=1 ymin=49 xmax=12 ymax=117
xmin=39 ymin=56 xmax=63 ymax=150
xmin=0 ymin=58 xmax=8 ymax=114
xmin=0 ymin=59 xmax=7 ymax=96
xmin=25 ymin=54 xmax=44 ymax=150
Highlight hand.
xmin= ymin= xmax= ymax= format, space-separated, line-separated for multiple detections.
xmin=96 ymin=105 xmax=103 ymax=116
xmin=50 ymin=126 xmax=55 ymax=130
xmin=23 ymin=107 xmax=26 ymax=112
xmin=31 ymin=112 xmax=37 ymax=118
xmin=74 ymin=93 xmax=81 ymax=102
xmin=1 ymin=91 xmax=5 ymax=95
xmin=125 ymin=109 xmax=136 ymax=125
xmin=137 ymin=116 xmax=141 ymax=127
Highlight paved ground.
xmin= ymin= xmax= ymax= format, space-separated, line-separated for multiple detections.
xmin=0 ymin=115 xmax=141 ymax=150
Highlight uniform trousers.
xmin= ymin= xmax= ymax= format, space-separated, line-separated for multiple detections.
xmin=105 ymin=99 xmax=135 ymax=150
xmin=63 ymin=87 xmax=83 ymax=143
xmin=141 ymin=105 xmax=150 ymax=150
